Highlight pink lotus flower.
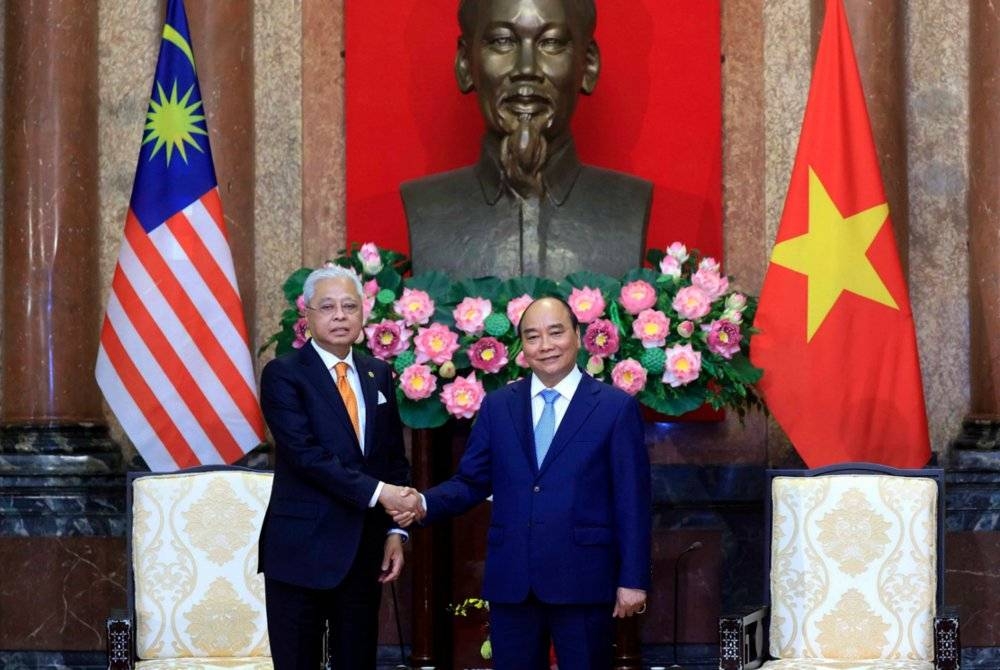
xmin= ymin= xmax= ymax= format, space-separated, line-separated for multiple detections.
xmin=468 ymin=337 xmax=509 ymax=374
xmin=399 ymin=364 xmax=437 ymax=401
xmin=358 ymin=242 xmax=383 ymax=275
xmin=706 ymin=319 xmax=742 ymax=359
xmin=619 ymin=280 xmax=657 ymax=315
xmin=662 ymin=344 xmax=702 ymax=387
xmin=363 ymin=279 xmax=379 ymax=297
xmin=632 ymin=309 xmax=671 ymax=348
xmin=568 ymin=287 xmax=606 ymax=323
xmin=515 ymin=351 xmax=528 ymax=367
xmin=454 ymin=297 xmax=492 ymax=335
xmin=363 ymin=296 xmax=375 ymax=322
xmin=666 ymin=242 xmax=689 ymax=263
xmin=673 ymin=286 xmax=711 ymax=320
xmin=698 ymin=256 xmax=721 ymax=273
xmin=364 ymin=319 xmax=411 ymax=359
xmin=611 ymin=359 xmax=648 ymax=396
xmin=583 ymin=319 xmax=620 ymax=357
xmin=292 ymin=317 xmax=310 ymax=348
xmin=440 ymin=373 xmax=486 ymax=419
xmin=692 ymin=267 xmax=729 ymax=300
xmin=676 ymin=320 xmax=695 ymax=338
xmin=296 ymin=294 xmax=308 ymax=316
xmin=506 ymin=294 xmax=534 ymax=328
xmin=659 ymin=255 xmax=682 ymax=278
xmin=414 ymin=323 xmax=460 ymax=365
xmin=394 ymin=288 xmax=435 ymax=326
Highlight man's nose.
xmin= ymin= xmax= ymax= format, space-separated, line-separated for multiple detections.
xmin=514 ymin=40 xmax=541 ymax=79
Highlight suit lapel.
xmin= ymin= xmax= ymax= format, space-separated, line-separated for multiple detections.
xmin=507 ymin=378 xmax=537 ymax=475
xmin=354 ymin=353 xmax=379 ymax=457
xmin=537 ymin=372 xmax=599 ymax=478
xmin=299 ymin=342 xmax=360 ymax=449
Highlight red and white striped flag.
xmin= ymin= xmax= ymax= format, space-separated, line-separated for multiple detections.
xmin=96 ymin=0 xmax=264 ymax=470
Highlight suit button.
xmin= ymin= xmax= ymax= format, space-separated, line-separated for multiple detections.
xmin=533 ymin=485 xmax=541 ymax=493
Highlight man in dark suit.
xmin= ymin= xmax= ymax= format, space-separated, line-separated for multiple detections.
xmin=400 ymin=0 xmax=652 ymax=279
xmin=392 ymin=297 xmax=651 ymax=669
xmin=258 ymin=266 xmax=413 ymax=670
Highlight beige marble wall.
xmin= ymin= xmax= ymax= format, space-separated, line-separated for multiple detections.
xmin=95 ymin=0 xmax=161 ymax=450
xmin=905 ymin=1 xmax=970 ymax=454
xmin=253 ymin=0 xmax=303 ymax=368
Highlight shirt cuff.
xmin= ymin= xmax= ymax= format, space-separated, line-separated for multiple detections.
xmin=388 ymin=528 xmax=409 ymax=542
xmin=369 ymin=481 xmax=384 ymax=508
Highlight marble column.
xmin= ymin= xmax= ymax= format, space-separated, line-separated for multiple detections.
xmin=953 ymin=1 xmax=1000 ymax=452
xmin=186 ymin=0 xmax=257 ymax=341
xmin=811 ymin=0 xmax=910 ymax=269
xmin=0 ymin=1 xmax=125 ymax=661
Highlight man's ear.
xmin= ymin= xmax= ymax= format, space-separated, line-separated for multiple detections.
xmin=455 ymin=38 xmax=475 ymax=93
xmin=580 ymin=40 xmax=600 ymax=95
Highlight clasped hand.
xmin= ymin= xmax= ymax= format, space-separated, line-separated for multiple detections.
xmin=378 ymin=484 xmax=425 ymax=527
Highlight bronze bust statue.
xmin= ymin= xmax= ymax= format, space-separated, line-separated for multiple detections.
xmin=401 ymin=0 xmax=652 ymax=279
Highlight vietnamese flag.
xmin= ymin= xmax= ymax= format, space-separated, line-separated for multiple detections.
xmin=751 ymin=0 xmax=930 ymax=468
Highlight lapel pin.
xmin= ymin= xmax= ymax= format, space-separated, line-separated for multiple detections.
xmin=367 ymin=371 xmax=374 ymax=378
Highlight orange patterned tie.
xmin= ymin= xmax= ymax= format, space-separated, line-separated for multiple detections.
xmin=334 ymin=362 xmax=360 ymax=440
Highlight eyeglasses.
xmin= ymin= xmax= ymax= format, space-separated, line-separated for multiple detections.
xmin=306 ymin=302 xmax=361 ymax=317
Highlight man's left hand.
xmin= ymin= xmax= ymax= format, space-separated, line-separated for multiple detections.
xmin=379 ymin=534 xmax=404 ymax=583
xmin=613 ymin=587 xmax=647 ymax=618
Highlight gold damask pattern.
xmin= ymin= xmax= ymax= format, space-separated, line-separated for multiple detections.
xmin=132 ymin=471 xmax=272 ymax=661
xmin=185 ymin=578 xmax=258 ymax=655
xmin=135 ymin=658 xmax=272 ymax=670
xmin=768 ymin=475 xmax=937 ymax=664
xmin=817 ymin=489 xmax=892 ymax=576
xmin=183 ymin=478 xmax=257 ymax=565
xmin=760 ymin=659 xmax=933 ymax=670
xmin=816 ymin=588 xmax=891 ymax=658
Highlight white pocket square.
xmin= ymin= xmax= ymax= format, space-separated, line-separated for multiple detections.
xmin=377 ymin=390 xmax=388 ymax=405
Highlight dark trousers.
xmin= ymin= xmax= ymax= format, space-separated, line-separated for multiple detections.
xmin=265 ymin=525 xmax=384 ymax=670
xmin=490 ymin=595 xmax=615 ymax=670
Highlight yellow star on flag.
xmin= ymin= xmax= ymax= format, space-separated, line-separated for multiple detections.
xmin=771 ymin=167 xmax=897 ymax=341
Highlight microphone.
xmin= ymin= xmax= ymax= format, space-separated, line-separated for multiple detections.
xmin=669 ymin=541 xmax=703 ymax=669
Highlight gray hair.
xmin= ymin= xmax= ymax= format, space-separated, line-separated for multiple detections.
xmin=458 ymin=0 xmax=597 ymax=38
xmin=302 ymin=265 xmax=364 ymax=304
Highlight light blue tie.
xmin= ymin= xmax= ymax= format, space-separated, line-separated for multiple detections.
xmin=534 ymin=389 xmax=560 ymax=467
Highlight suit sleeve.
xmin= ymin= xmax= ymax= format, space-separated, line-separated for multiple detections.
xmin=260 ymin=357 xmax=379 ymax=510
xmin=611 ymin=395 xmax=652 ymax=591
xmin=422 ymin=396 xmax=495 ymax=523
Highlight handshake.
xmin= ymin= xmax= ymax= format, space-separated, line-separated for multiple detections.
xmin=378 ymin=484 xmax=427 ymax=528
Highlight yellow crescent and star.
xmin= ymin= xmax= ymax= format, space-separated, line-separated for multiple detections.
xmin=771 ymin=167 xmax=897 ymax=342
xmin=142 ymin=23 xmax=207 ymax=166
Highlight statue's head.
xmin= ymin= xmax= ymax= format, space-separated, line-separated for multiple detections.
xmin=455 ymin=0 xmax=600 ymax=196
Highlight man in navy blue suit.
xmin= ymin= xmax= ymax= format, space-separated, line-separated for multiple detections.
xmin=258 ymin=266 xmax=413 ymax=670
xmin=393 ymin=296 xmax=651 ymax=669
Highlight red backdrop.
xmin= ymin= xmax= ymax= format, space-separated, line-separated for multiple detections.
xmin=345 ymin=0 xmax=721 ymax=264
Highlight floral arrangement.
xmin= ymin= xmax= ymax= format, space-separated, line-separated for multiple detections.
xmin=259 ymin=242 xmax=764 ymax=428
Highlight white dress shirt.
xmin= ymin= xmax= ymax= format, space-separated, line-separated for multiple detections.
xmin=310 ymin=342 xmax=405 ymax=539
xmin=530 ymin=365 xmax=583 ymax=433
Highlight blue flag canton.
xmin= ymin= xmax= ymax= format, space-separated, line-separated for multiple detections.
xmin=130 ymin=0 xmax=217 ymax=232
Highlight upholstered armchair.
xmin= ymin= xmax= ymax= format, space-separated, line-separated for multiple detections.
xmin=107 ymin=466 xmax=274 ymax=670
xmin=719 ymin=463 xmax=960 ymax=670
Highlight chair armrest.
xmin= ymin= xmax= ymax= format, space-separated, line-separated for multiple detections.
xmin=106 ymin=609 xmax=133 ymax=670
xmin=719 ymin=606 xmax=768 ymax=670
xmin=934 ymin=609 xmax=960 ymax=670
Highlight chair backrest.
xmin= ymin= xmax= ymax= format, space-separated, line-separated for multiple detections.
xmin=127 ymin=466 xmax=272 ymax=660
xmin=766 ymin=464 xmax=942 ymax=662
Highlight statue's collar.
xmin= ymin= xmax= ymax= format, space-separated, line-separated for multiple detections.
xmin=474 ymin=135 xmax=583 ymax=206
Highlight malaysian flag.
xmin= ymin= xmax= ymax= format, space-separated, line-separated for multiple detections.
xmin=96 ymin=0 xmax=264 ymax=471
